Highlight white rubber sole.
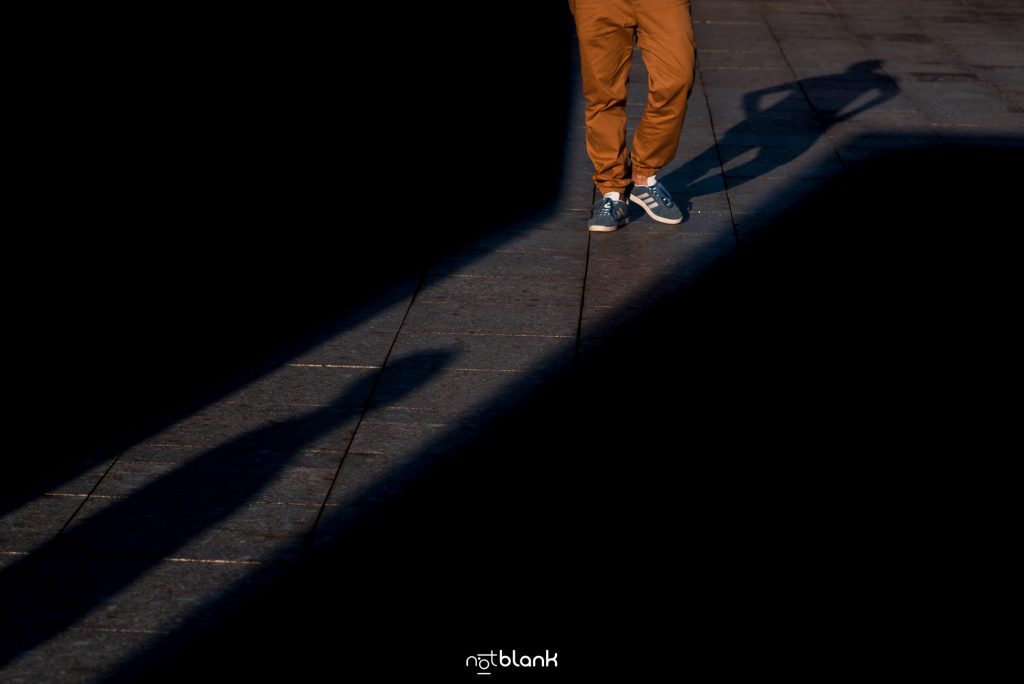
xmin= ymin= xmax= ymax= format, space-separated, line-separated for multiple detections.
xmin=629 ymin=194 xmax=684 ymax=224
xmin=588 ymin=218 xmax=629 ymax=233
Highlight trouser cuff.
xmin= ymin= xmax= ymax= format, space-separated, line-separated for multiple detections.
xmin=632 ymin=165 xmax=659 ymax=179
xmin=596 ymin=182 xmax=630 ymax=197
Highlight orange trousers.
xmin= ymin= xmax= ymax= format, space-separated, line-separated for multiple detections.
xmin=570 ymin=0 xmax=696 ymax=195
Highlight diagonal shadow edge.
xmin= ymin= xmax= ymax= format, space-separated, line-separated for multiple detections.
xmin=2 ymin=5 xmax=580 ymax=520
xmin=89 ymin=133 xmax=1024 ymax=682
xmin=3 ymin=53 xmax=900 ymax=521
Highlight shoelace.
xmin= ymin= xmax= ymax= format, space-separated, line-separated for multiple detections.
xmin=649 ymin=182 xmax=674 ymax=208
xmin=596 ymin=197 xmax=616 ymax=215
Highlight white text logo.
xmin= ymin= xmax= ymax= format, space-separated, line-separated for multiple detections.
xmin=465 ymin=650 xmax=559 ymax=675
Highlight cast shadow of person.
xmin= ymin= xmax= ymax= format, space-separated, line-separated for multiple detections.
xmin=658 ymin=60 xmax=900 ymax=210
xmin=0 ymin=350 xmax=453 ymax=668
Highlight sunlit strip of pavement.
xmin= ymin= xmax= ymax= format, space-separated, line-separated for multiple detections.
xmin=0 ymin=22 xmax=853 ymax=684
xmin=0 ymin=59 xmax=594 ymax=684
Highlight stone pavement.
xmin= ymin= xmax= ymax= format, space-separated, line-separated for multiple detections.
xmin=2 ymin=1 xmax=1022 ymax=680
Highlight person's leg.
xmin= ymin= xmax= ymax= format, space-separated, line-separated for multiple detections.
xmin=572 ymin=0 xmax=636 ymax=198
xmin=631 ymin=0 xmax=695 ymax=182
xmin=627 ymin=0 xmax=695 ymax=224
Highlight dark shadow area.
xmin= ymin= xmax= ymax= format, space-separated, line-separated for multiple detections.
xmin=95 ymin=138 xmax=1019 ymax=680
xmin=664 ymin=60 xmax=899 ymax=199
xmin=0 ymin=351 xmax=452 ymax=667
xmin=5 ymin=4 xmax=576 ymax=514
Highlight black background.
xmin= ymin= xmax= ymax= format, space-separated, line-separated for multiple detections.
xmin=5 ymin=2 xmax=1018 ymax=679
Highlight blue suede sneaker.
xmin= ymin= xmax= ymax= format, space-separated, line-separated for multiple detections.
xmin=630 ymin=178 xmax=684 ymax=224
xmin=589 ymin=195 xmax=629 ymax=232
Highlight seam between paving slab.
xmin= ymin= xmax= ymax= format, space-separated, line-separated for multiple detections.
xmin=306 ymin=273 xmax=427 ymax=542
xmin=753 ymin=4 xmax=851 ymax=179
xmin=822 ymin=0 xmax=1020 ymax=133
xmin=693 ymin=44 xmax=742 ymax=245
